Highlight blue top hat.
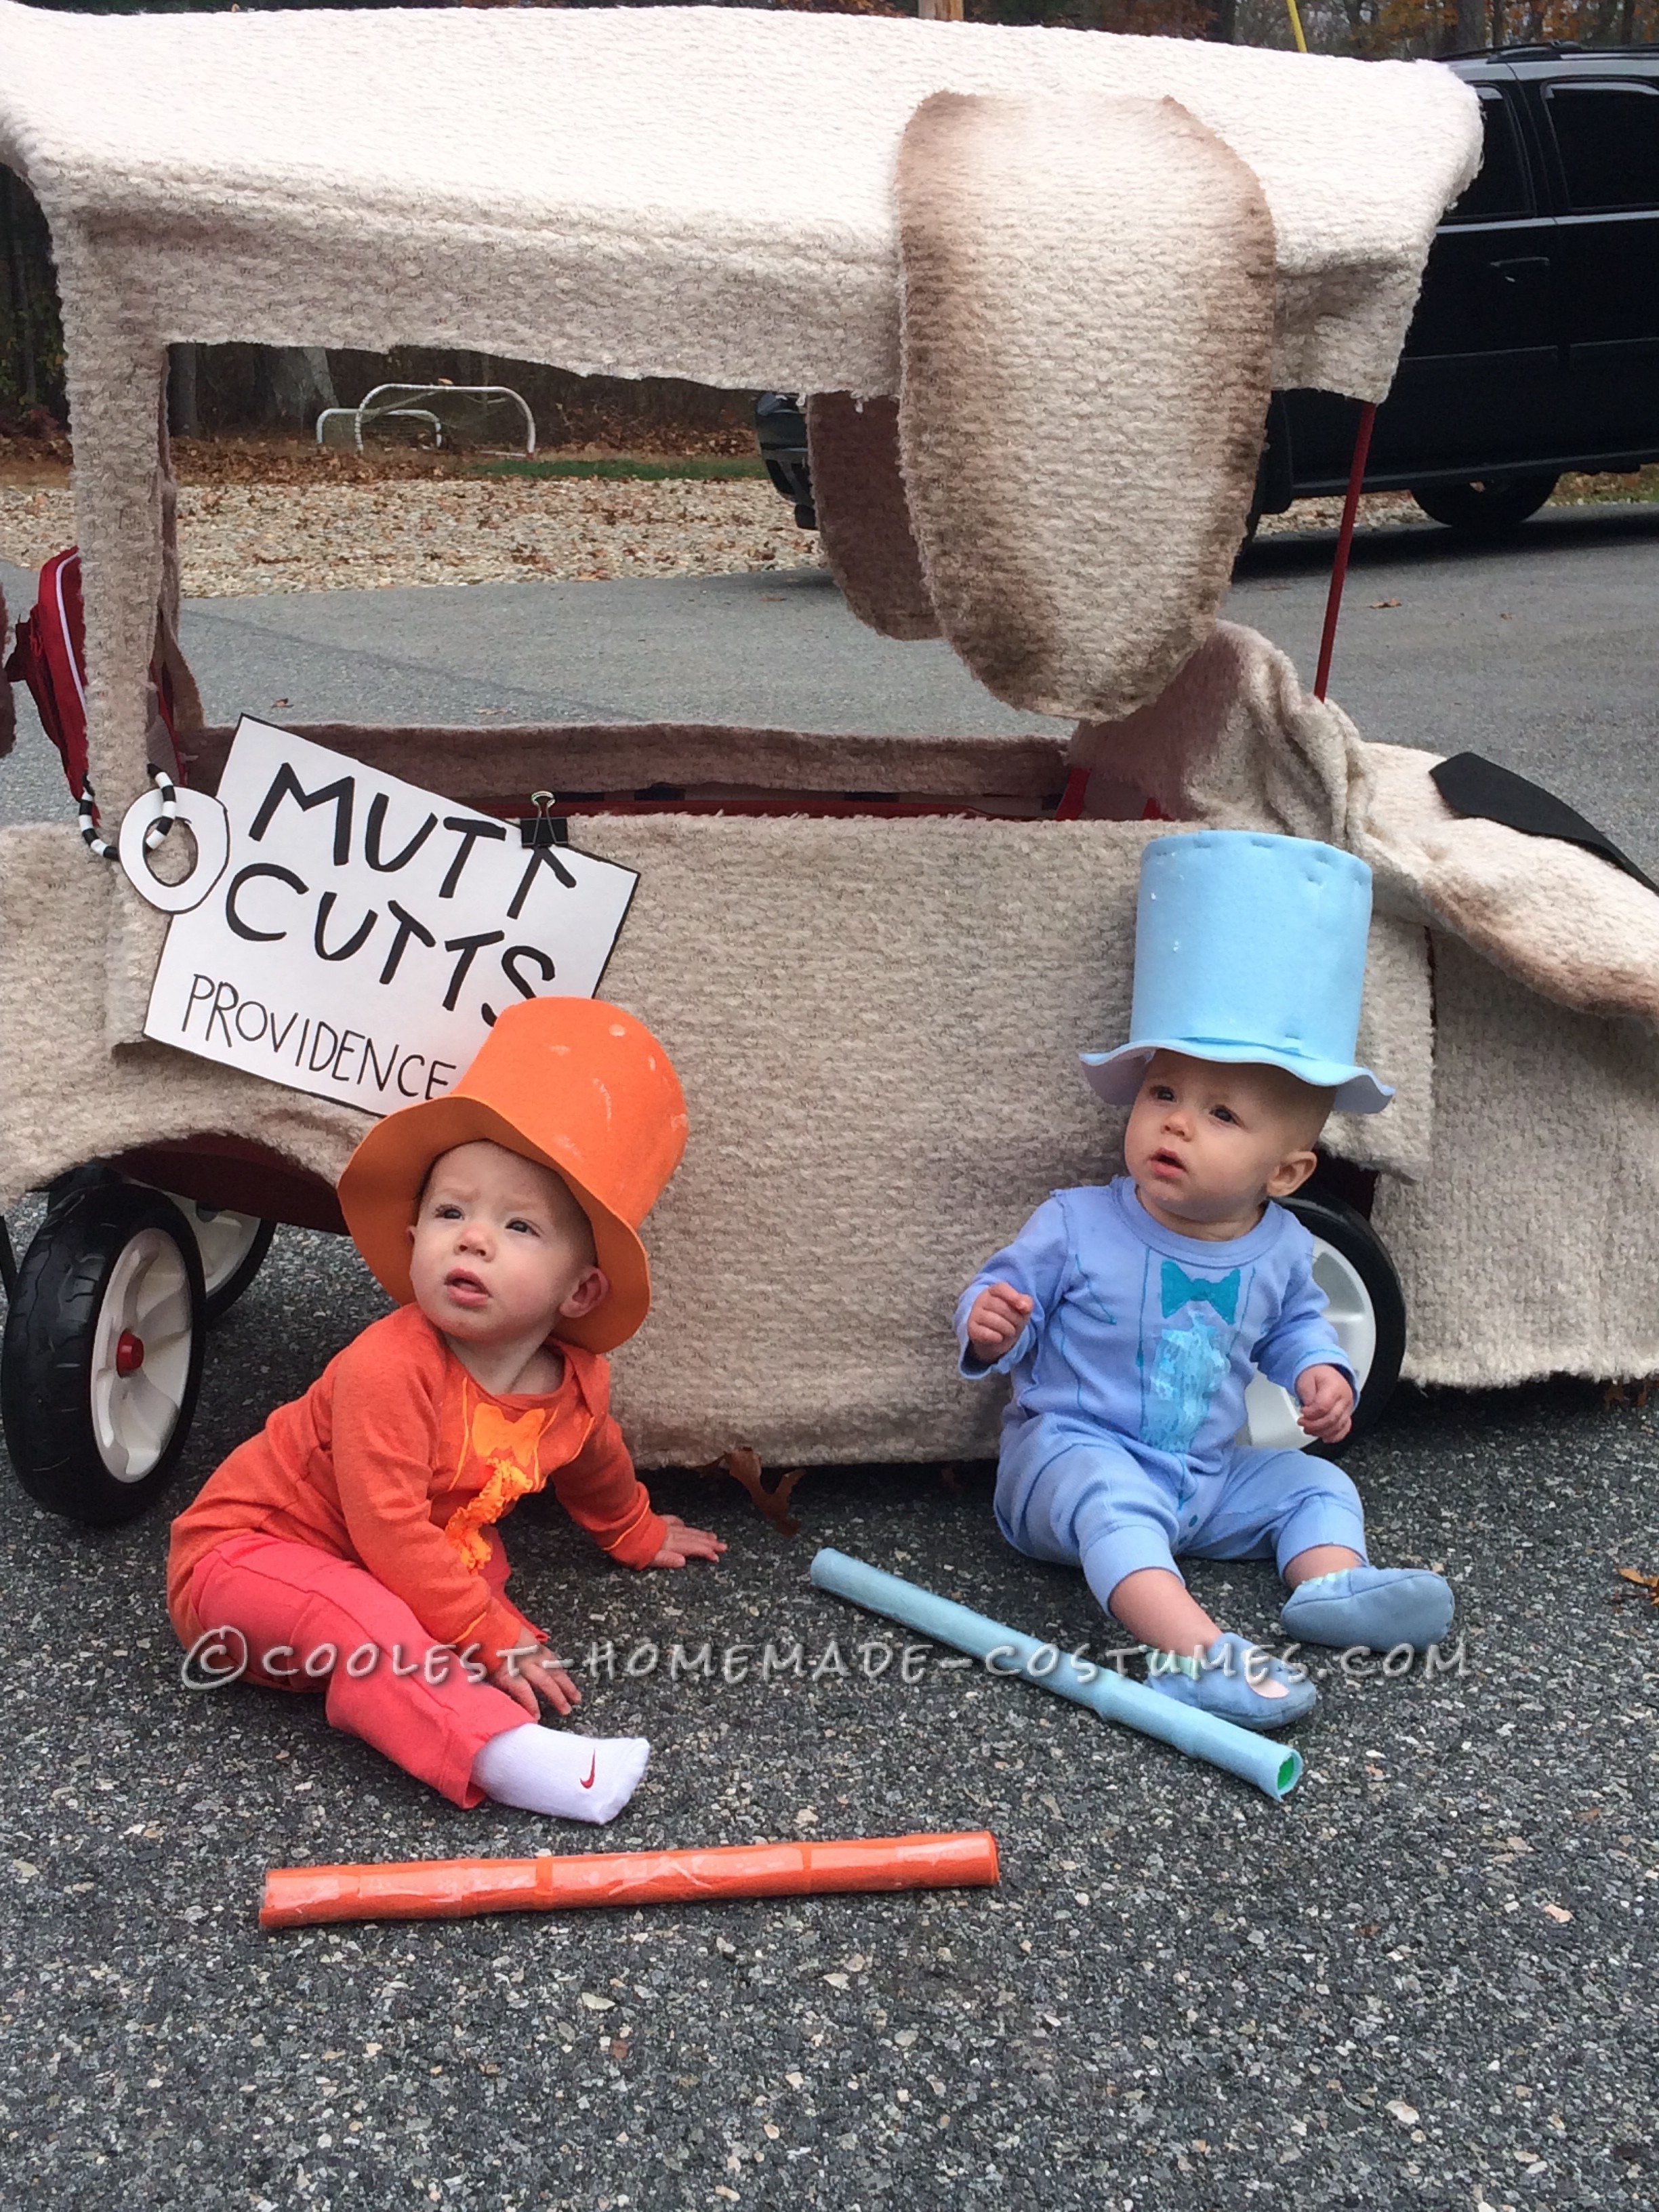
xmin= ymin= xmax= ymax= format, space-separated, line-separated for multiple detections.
xmin=1081 ymin=831 xmax=1393 ymax=1116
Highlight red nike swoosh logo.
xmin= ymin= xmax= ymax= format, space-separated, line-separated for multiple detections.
xmin=579 ymin=1755 xmax=597 ymax=1790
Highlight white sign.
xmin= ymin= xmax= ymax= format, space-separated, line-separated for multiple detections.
xmin=141 ymin=720 xmax=638 ymax=1113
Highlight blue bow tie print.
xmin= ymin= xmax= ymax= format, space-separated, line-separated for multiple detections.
xmin=1160 ymin=1261 xmax=1241 ymax=1324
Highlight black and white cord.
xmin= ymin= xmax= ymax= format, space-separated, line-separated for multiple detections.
xmin=79 ymin=763 xmax=178 ymax=859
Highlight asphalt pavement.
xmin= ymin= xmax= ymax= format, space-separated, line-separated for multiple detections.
xmin=1 ymin=509 xmax=1656 ymax=2211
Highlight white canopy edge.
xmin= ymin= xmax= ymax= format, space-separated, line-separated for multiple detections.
xmin=0 ymin=3 xmax=1479 ymax=402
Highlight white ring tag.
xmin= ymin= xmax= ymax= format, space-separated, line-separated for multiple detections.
xmin=119 ymin=784 xmax=232 ymax=914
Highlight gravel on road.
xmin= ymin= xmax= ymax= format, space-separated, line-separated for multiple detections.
xmin=0 ymin=477 xmax=826 ymax=596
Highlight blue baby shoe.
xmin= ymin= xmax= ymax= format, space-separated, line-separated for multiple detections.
xmin=1144 ymin=1631 xmax=1319 ymax=1732
xmin=1279 ymin=1567 xmax=1454 ymax=1653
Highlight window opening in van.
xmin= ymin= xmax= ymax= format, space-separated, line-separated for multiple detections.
xmin=1443 ymin=90 xmax=1532 ymax=224
xmin=1545 ymin=81 xmax=1659 ymax=213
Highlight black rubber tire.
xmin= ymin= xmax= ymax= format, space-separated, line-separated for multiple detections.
xmin=1410 ymin=472 xmax=1558 ymax=537
xmin=1 ymin=1184 xmax=207 ymax=1525
xmin=1281 ymin=1191 xmax=1406 ymax=1443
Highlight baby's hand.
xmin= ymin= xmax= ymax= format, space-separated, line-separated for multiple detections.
xmin=1296 ymin=1364 xmax=1355 ymax=1444
xmin=490 ymin=1640 xmax=582 ymax=1720
xmin=647 ymin=1515 xmax=726 ymax=1570
xmin=966 ymin=1282 xmax=1033 ymax=1361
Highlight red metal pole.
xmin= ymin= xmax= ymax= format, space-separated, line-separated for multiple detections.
xmin=1312 ymin=401 xmax=1377 ymax=702
xmin=1054 ymin=766 xmax=1090 ymax=821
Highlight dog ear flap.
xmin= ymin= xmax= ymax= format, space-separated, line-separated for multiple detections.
xmin=805 ymin=393 xmax=940 ymax=642
xmin=895 ymin=89 xmax=1275 ymax=723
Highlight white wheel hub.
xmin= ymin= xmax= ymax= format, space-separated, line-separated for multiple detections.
xmin=1240 ymin=1235 xmax=1377 ymax=1453
xmin=89 ymin=1229 xmax=194 ymax=1480
xmin=171 ymin=1198 xmax=264 ymax=1303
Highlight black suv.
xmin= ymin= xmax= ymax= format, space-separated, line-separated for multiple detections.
xmin=758 ymin=44 xmax=1659 ymax=537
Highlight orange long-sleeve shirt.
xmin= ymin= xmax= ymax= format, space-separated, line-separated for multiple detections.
xmin=167 ymin=1303 xmax=666 ymax=1661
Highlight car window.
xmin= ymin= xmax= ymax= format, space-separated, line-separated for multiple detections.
xmin=1544 ymin=81 xmax=1659 ymax=212
xmin=1442 ymin=90 xmax=1533 ymax=224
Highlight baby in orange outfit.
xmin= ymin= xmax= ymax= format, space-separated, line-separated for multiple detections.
xmin=167 ymin=998 xmax=722 ymax=1823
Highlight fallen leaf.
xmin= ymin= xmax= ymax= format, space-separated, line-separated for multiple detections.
xmin=697 ymin=1446 xmax=806 ymax=1537
xmin=1369 ymin=598 xmax=1401 ymax=609
xmin=1541 ymin=1902 xmax=1573 ymax=1924
xmin=1386 ymin=2100 xmax=1420 ymax=2127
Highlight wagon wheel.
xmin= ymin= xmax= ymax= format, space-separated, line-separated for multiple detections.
xmin=165 ymin=1197 xmax=276 ymax=1327
xmin=1 ymin=1184 xmax=207 ymax=1524
xmin=1241 ymin=1193 xmax=1406 ymax=1454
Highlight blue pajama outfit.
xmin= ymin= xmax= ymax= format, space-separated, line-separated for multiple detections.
xmin=956 ymin=1179 xmax=1367 ymax=1609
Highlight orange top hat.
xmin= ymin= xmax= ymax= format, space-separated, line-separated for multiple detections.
xmin=337 ymin=998 xmax=687 ymax=1354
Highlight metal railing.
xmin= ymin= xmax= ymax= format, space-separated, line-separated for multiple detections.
xmin=315 ymin=382 xmax=535 ymax=455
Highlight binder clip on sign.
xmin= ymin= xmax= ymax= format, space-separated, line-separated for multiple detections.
xmin=123 ymin=720 xmax=638 ymax=1114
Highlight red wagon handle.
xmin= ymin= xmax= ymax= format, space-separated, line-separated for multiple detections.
xmin=1313 ymin=401 xmax=1378 ymax=703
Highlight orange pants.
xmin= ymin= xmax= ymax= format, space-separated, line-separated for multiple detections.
xmin=189 ymin=1532 xmax=529 ymax=1806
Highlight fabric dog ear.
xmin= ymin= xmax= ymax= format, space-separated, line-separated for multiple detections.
xmin=895 ymin=90 xmax=1275 ymax=722
xmin=1429 ymin=751 xmax=1657 ymax=898
xmin=805 ymin=393 xmax=941 ymax=642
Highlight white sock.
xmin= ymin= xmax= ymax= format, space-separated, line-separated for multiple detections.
xmin=471 ymin=1724 xmax=650 ymax=1824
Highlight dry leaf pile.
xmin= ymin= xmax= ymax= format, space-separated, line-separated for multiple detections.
xmin=0 ymin=478 xmax=824 ymax=598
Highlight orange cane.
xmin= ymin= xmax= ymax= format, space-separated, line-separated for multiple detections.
xmin=260 ymin=1828 xmax=999 ymax=1930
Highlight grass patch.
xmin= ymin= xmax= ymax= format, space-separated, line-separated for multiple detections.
xmin=469 ymin=455 xmax=767 ymax=482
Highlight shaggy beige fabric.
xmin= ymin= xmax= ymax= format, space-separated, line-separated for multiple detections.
xmin=1375 ymin=931 xmax=1659 ymax=1389
xmin=1069 ymin=619 xmax=1372 ymax=845
xmin=180 ymin=721 xmax=1071 ymax=806
xmin=0 ymin=805 xmax=1442 ymax=1462
xmin=0 ymin=3 xmax=1477 ymax=822
xmin=156 ymin=401 xmax=205 ymax=743
xmin=90 ymin=715 xmax=1074 ymax=1049
xmin=592 ymin=811 xmax=1154 ymax=1463
xmin=0 ymin=5 xmax=1478 ymax=401
xmin=0 ymin=826 xmax=367 ymax=1213
xmin=805 ymin=394 xmax=939 ymax=644
xmin=1071 ymin=621 xmax=1659 ymax=1035
xmin=896 ymin=94 xmax=1274 ymax=722
xmin=1358 ymin=742 xmax=1659 ymax=1029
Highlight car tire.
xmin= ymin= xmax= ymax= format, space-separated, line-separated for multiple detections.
xmin=1 ymin=1183 xmax=207 ymax=1524
xmin=1240 ymin=1193 xmax=1406 ymax=1454
xmin=1410 ymin=472 xmax=1558 ymax=536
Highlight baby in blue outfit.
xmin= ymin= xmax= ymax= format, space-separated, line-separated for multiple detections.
xmin=958 ymin=832 xmax=1454 ymax=1731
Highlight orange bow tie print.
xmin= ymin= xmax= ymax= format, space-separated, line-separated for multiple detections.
xmin=444 ymin=1398 xmax=556 ymax=1570
xmin=470 ymin=1400 xmax=550 ymax=1479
